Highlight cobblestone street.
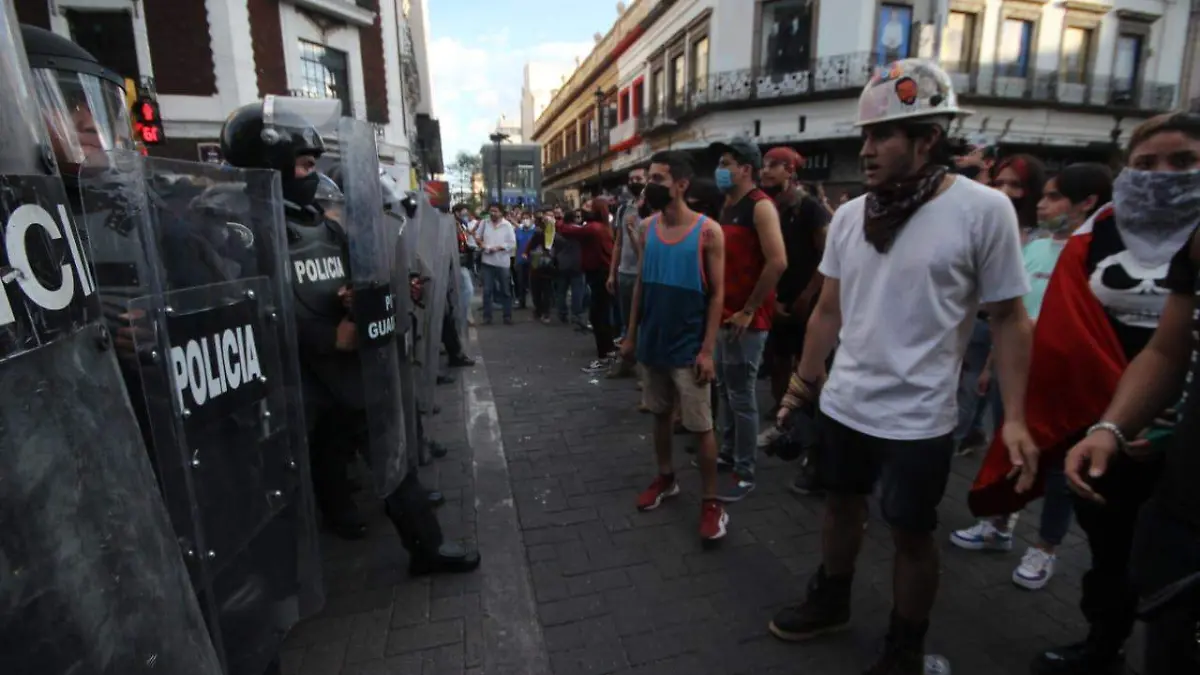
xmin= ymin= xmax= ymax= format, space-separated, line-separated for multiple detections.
xmin=282 ymin=305 xmax=1118 ymax=675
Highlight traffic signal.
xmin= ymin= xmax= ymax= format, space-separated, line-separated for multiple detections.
xmin=131 ymin=96 xmax=165 ymax=146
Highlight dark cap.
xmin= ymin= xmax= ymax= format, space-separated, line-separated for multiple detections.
xmin=709 ymin=137 xmax=762 ymax=169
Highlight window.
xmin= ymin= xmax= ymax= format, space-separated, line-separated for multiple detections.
xmin=760 ymin=0 xmax=815 ymax=74
xmin=997 ymin=19 xmax=1034 ymax=78
xmin=875 ymin=4 xmax=913 ymax=66
xmin=618 ymin=88 xmax=630 ymax=123
xmin=651 ymin=68 xmax=665 ymax=114
xmin=297 ymin=40 xmax=351 ymax=115
xmin=632 ymin=78 xmax=644 ymax=118
xmin=691 ymin=37 xmax=710 ymax=92
xmin=670 ymin=54 xmax=685 ymax=108
xmin=1113 ymin=33 xmax=1143 ymax=98
xmin=1060 ymin=26 xmax=1092 ymax=85
xmin=67 ymin=10 xmax=140 ymax=80
xmin=940 ymin=11 xmax=976 ymax=73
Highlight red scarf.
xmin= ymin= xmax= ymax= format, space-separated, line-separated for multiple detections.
xmin=968 ymin=206 xmax=1128 ymax=516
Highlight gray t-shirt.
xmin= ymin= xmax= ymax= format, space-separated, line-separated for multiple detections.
xmin=616 ymin=202 xmax=643 ymax=275
xmin=818 ymin=177 xmax=1030 ymax=440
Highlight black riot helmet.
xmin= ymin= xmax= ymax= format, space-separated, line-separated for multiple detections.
xmin=219 ymin=97 xmax=326 ymax=207
xmin=21 ymin=24 xmax=134 ymax=175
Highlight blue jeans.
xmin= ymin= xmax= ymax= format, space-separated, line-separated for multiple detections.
xmin=553 ymin=272 xmax=586 ymax=322
xmin=955 ymin=318 xmax=1000 ymax=445
xmin=715 ymin=328 xmax=769 ymax=479
xmin=481 ymin=263 xmax=511 ymax=322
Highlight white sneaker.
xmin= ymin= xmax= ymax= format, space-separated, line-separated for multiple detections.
xmin=949 ymin=519 xmax=1014 ymax=551
xmin=757 ymin=426 xmax=782 ymax=448
xmin=1012 ymin=547 xmax=1056 ymax=590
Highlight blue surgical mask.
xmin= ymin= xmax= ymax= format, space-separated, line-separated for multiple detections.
xmin=714 ymin=167 xmax=734 ymax=192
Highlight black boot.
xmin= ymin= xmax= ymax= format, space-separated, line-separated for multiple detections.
xmin=769 ymin=566 xmax=852 ymax=641
xmin=863 ymin=611 xmax=927 ymax=675
xmin=385 ymin=477 xmax=480 ymax=576
xmin=448 ymin=354 xmax=476 ymax=367
xmin=427 ymin=440 xmax=449 ymax=459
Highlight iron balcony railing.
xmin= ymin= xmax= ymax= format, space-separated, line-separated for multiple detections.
xmin=546 ymin=50 xmax=1179 ymax=180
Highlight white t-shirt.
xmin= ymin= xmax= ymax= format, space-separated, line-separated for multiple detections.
xmin=818 ymin=176 xmax=1029 ymax=440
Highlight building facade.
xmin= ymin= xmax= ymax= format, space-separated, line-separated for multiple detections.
xmin=540 ymin=0 xmax=1192 ymax=195
xmin=13 ymin=0 xmax=443 ymax=182
xmin=480 ymin=142 xmax=543 ymax=208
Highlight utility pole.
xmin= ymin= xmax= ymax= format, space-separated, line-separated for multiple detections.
xmin=488 ymin=131 xmax=509 ymax=205
xmin=594 ymin=87 xmax=605 ymax=197
xmin=930 ymin=0 xmax=950 ymax=63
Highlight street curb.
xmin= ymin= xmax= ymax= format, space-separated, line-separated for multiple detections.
xmin=462 ymin=327 xmax=551 ymax=675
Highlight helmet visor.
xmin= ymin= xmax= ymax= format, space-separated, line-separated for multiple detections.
xmin=32 ymin=68 xmax=132 ymax=170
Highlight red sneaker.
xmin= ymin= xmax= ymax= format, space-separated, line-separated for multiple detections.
xmin=636 ymin=475 xmax=679 ymax=511
xmin=699 ymin=500 xmax=729 ymax=541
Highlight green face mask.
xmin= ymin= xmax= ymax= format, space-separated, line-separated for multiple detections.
xmin=1038 ymin=213 xmax=1071 ymax=234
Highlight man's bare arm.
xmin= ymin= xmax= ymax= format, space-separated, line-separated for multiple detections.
xmin=624 ymin=224 xmax=651 ymax=346
xmin=797 ymin=278 xmax=840 ymax=381
xmin=986 ymin=297 xmax=1033 ymax=425
xmin=794 ymin=224 xmax=829 ymax=312
xmin=700 ymin=221 xmax=725 ymax=356
xmin=744 ymin=199 xmax=787 ymax=313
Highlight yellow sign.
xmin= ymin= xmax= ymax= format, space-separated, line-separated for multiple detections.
xmin=123 ymin=77 xmax=137 ymax=109
xmin=409 ymin=168 xmax=419 ymax=190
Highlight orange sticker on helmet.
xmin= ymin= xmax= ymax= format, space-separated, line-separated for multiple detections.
xmin=895 ymin=77 xmax=918 ymax=105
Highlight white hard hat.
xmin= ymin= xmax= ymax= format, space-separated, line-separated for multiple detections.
xmin=854 ymin=58 xmax=972 ymax=128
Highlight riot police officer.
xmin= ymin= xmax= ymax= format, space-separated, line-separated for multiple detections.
xmin=220 ymin=101 xmax=480 ymax=575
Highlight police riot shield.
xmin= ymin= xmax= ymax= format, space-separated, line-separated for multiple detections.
xmin=0 ymin=6 xmax=223 ymax=673
xmin=76 ymin=152 xmax=322 ymax=675
xmin=444 ymin=206 xmax=463 ymax=337
xmin=338 ymin=116 xmax=408 ymax=496
xmin=390 ymin=204 xmax=421 ymax=466
xmin=414 ymin=190 xmax=451 ymax=419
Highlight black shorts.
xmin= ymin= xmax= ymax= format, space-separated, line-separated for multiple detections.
xmin=815 ymin=414 xmax=954 ymax=533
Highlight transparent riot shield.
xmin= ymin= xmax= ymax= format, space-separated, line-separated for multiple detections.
xmin=414 ymin=190 xmax=451 ymax=418
xmin=338 ymin=117 xmax=408 ymax=497
xmin=0 ymin=5 xmax=222 ymax=673
xmin=444 ymin=209 xmax=463 ymax=338
xmin=76 ymin=152 xmax=322 ymax=675
xmin=390 ymin=207 xmax=421 ymax=466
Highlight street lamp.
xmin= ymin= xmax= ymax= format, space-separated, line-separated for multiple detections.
xmin=594 ymin=87 xmax=605 ymax=197
xmin=489 ymin=131 xmax=509 ymax=205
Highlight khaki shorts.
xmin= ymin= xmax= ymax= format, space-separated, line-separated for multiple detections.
xmin=641 ymin=366 xmax=713 ymax=433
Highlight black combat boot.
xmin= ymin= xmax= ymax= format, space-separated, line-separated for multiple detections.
xmin=385 ymin=475 xmax=480 ymax=576
xmin=1030 ymin=637 xmax=1124 ymax=674
xmin=863 ymin=611 xmax=927 ymax=675
xmin=768 ymin=566 xmax=852 ymax=641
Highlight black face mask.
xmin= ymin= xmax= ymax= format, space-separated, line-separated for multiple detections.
xmin=283 ymin=172 xmax=321 ymax=207
xmin=628 ymin=182 xmax=645 ymax=197
xmin=643 ymin=183 xmax=672 ymax=211
xmin=637 ymin=203 xmax=652 ymax=219
xmin=760 ymin=183 xmax=783 ymax=198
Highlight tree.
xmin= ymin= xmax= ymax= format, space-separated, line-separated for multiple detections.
xmin=449 ymin=151 xmax=482 ymax=205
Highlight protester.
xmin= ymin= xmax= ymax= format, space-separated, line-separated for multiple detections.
xmin=608 ymin=168 xmax=649 ymax=376
xmin=523 ymin=213 xmax=557 ymax=323
xmin=555 ymin=196 xmax=617 ymax=373
xmin=479 ymin=202 xmax=515 ymax=325
xmin=1060 ymin=114 xmax=1200 ymax=675
xmin=968 ymin=111 xmax=1200 ymax=675
xmin=453 ymin=204 xmax=476 ymax=333
xmin=621 ymin=151 xmax=728 ymax=542
xmin=553 ymin=209 xmax=588 ymax=328
xmin=708 ymin=137 xmax=787 ymax=502
xmin=769 ymin=59 xmax=1035 ymax=675
xmin=990 ymin=154 xmax=1048 ymax=242
xmin=950 ymin=162 xmax=1113 ymax=592
xmin=513 ymin=213 xmax=535 ymax=309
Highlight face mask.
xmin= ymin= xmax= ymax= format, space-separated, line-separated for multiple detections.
xmin=1112 ymin=168 xmax=1200 ymax=266
xmin=714 ymin=168 xmax=734 ymax=192
xmin=643 ymin=183 xmax=672 ymax=211
xmin=1038 ymin=213 xmax=1071 ymax=235
xmin=628 ymin=182 xmax=645 ymax=197
xmin=283 ymin=172 xmax=321 ymax=207
xmin=958 ymin=164 xmax=983 ymax=181
xmin=760 ymin=183 xmax=783 ymax=198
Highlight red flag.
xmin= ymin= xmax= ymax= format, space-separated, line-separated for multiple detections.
xmin=968 ymin=207 xmax=1128 ymax=517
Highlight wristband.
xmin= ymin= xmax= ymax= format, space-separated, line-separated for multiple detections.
xmin=1086 ymin=421 xmax=1129 ymax=451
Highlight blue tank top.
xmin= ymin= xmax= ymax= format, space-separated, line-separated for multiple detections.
xmin=636 ymin=214 xmax=709 ymax=368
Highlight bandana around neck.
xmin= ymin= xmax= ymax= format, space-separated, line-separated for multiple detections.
xmin=863 ymin=164 xmax=948 ymax=253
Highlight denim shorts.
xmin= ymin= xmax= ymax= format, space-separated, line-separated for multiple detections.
xmin=816 ymin=414 xmax=955 ymax=533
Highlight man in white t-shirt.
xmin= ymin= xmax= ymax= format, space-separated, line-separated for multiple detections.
xmin=768 ymin=59 xmax=1036 ymax=675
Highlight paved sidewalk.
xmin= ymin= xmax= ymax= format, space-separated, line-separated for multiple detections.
xmin=282 ymin=303 xmax=1132 ymax=675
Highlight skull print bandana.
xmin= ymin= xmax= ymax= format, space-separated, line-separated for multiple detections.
xmin=1111 ymin=168 xmax=1200 ymax=267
